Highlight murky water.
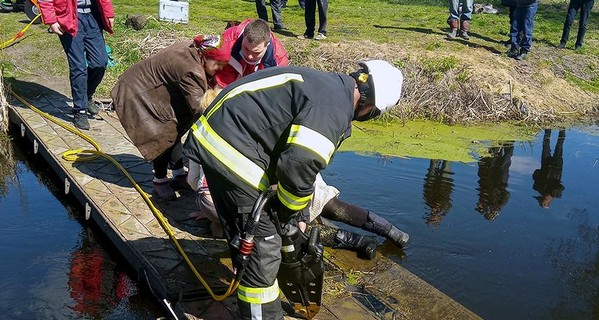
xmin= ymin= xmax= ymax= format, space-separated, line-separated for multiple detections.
xmin=0 ymin=136 xmax=162 ymax=320
xmin=1 ymin=126 xmax=598 ymax=319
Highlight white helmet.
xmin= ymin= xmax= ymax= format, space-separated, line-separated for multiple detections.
xmin=350 ymin=60 xmax=404 ymax=119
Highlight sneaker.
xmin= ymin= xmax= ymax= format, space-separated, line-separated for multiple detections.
xmin=515 ymin=51 xmax=527 ymax=60
xmin=297 ymin=34 xmax=312 ymax=40
xmin=557 ymin=43 xmax=566 ymax=49
xmin=273 ymin=25 xmax=288 ymax=31
xmin=507 ymin=48 xmax=519 ymax=58
xmin=447 ymin=29 xmax=458 ymax=39
xmin=73 ymin=112 xmax=90 ymax=130
xmin=459 ymin=30 xmax=470 ymax=40
xmin=153 ymin=180 xmax=177 ymax=200
xmin=314 ymin=33 xmax=327 ymax=40
xmin=574 ymin=45 xmax=582 ymax=51
xmin=87 ymin=100 xmax=100 ymax=115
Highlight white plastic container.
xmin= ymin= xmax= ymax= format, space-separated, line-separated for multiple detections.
xmin=158 ymin=0 xmax=189 ymax=24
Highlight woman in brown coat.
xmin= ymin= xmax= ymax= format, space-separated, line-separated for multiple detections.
xmin=111 ymin=35 xmax=231 ymax=200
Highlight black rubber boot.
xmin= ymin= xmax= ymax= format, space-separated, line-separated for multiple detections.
xmin=333 ymin=229 xmax=378 ymax=260
xmin=363 ymin=212 xmax=409 ymax=247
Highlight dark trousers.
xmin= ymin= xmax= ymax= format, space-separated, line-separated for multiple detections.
xmin=510 ymin=2 xmax=538 ymax=53
xmin=152 ymin=141 xmax=184 ymax=179
xmin=58 ymin=13 xmax=108 ymax=113
xmin=256 ymin=0 xmax=284 ymax=29
xmin=202 ymin=165 xmax=284 ymax=319
xmin=303 ymin=0 xmax=328 ymax=37
xmin=560 ymin=0 xmax=595 ymax=48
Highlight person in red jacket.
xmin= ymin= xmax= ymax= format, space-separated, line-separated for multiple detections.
xmin=214 ymin=18 xmax=288 ymax=88
xmin=38 ymin=0 xmax=115 ymax=130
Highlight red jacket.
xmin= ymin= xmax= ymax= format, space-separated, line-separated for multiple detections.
xmin=39 ymin=0 xmax=114 ymax=37
xmin=214 ymin=18 xmax=289 ymax=88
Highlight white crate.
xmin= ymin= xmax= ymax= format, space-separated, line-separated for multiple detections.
xmin=159 ymin=0 xmax=189 ymax=24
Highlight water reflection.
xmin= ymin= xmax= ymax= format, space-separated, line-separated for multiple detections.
xmin=476 ymin=142 xmax=514 ymax=220
xmin=68 ymin=228 xmax=134 ymax=318
xmin=532 ymin=129 xmax=565 ymax=209
xmin=422 ymin=159 xmax=454 ymax=226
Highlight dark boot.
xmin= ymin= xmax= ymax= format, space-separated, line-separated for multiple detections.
xmin=363 ymin=212 xmax=409 ymax=247
xmin=333 ymin=229 xmax=378 ymax=260
xmin=459 ymin=20 xmax=471 ymax=40
xmin=447 ymin=19 xmax=458 ymax=39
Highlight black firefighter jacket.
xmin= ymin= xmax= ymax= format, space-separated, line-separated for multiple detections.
xmin=111 ymin=41 xmax=209 ymax=161
xmin=183 ymin=66 xmax=355 ymax=213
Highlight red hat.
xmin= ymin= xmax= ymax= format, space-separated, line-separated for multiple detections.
xmin=193 ymin=34 xmax=231 ymax=62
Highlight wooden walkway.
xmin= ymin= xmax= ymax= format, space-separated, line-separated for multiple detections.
xmin=6 ymin=80 xmax=481 ymax=320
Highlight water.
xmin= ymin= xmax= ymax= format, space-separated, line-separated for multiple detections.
xmin=0 ymin=135 xmax=162 ymax=320
xmin=1 ymin=126 xmax=598 ymax=319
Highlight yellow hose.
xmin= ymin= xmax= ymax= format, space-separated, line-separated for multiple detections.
xmin=9 ymin=88 xmax=239 ymax=301
xmin=0 ymin=14 xmax=41 ymax=50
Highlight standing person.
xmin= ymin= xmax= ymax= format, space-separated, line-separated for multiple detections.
xmin=297 ymin=0 xmax=328 ymax=40
xmin=214 ymin=18 xmax=288 ymax=88
xmin=533 ymin=129 xmax=566 ymax=209
xmin=183 ymin=60 xmax=403 ymax=319
xmin=110 ymin=35 xmax=231 ymax=200
xmin=447 ymin=0 xmax=473 ymax=40
xmin=38 ymin=0 xmax=115 ymax=130
xmin=255 ymin=0 xmax=286 ymax=31
xmin=558 ymin=0 xmax=595 ymax=50
xmin=507 ymin=0 xmax=539 ymax=60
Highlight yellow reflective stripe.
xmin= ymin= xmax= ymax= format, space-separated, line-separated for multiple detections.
xmin=277 ymin=182 xmax=312 ymax=211
xmin=287 ymin=124 xmax=335 ymax=165
xmin=191 ymin=119 xmax=269 ymax=191
xmin=238 ymin=279 xmax=280 ymax=304
xmin=206 ymin=73 xmax=304 ymax=119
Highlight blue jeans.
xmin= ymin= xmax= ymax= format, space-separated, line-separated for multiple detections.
xmin=448 ymin=0 xmax=473 ymax=21
xmin=560 ymin=0 xmax=595 ymax=48
xmin=256 ymin=0 xmax=284 ymax=29
xmin=58 ymin=13 xmax=108 ymax=113
xmin=510 ymin=2 xmax=538 ymax=53
xmin=303 ymin=0 xmax=327 ymax=37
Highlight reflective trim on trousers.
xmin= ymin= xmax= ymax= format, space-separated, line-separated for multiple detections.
xmin=238 ymin=279 xmax=280 ymax=304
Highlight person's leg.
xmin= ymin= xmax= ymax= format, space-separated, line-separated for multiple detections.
xmin=320 ymin=197 xmax=409 ymax=247
xmin=59 ymin=19 xmax=88 ymax=114
xmin=152 ymin=143 xmax=178 ymax=200
xmin=269 ymin=0 xmax=284 ymax=29
xmin=303 ymin=0 xmax=316 ymax=37
xmin=560 ymin=1 xmax=579 ymax=46
xmin=255 ymin=0 xmax=269 ymax=22
xmin=509 ymin=6 xmax=525 ymax=55
xmin=315 ymin=0 xmax=328 ymax=36
xmin=520 ymin=2 xmax=538 ymax=54
xmin=447 ymin=0 xmax=459 ymax=38
xmin=459 ymin=0 xmax=473 ymax=39
xmin=575 ymin=0 xmax=594 ymax=48
xmin=81 ymin=14 xmax=108 ymax=108
xmin=203 ymin=166 xmax=283 ymax=320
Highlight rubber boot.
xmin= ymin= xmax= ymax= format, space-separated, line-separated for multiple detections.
xmin=459 ymin=20 xmax=471 ymax=40
xmin=333 ymin=229 xmax=378 ymax=260
xmin=363 ymin=212 xmax=409 ymax=247
xmin=447 ymin=19 xmax=458 ymax=39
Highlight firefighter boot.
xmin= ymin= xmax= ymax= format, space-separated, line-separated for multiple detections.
xmin=459 ymin=20 xmax=471 ymax=40
xmin=363 ymin=211 xmax=410 ymax=247
xmin=447 ymin=19 xmax=458 ymax=39
xmin=333 ymin=229 xmax=378 ymax=260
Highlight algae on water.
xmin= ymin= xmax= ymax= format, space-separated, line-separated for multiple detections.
xmin=339 ymin=119 xmax=537 ymax=163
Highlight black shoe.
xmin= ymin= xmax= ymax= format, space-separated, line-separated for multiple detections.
xmin=507 ymin=48 xmax=519 ymax=58
xmin=557 ymin=43 xmax=566 ymax=49
xmin=575 ymin=45 xmax=582 ymax=50
xmin=87 ymin=100 xmax=100 ymax=115
xmin=333 ymin=229 xmax=379 ymax=260
xmin=273 ymin=25 xmax=288 ymax=31
xmin=515 ymin=51 xmax=527 ymax=60
xmin=73 ymin=112 xmax=90 ymax=130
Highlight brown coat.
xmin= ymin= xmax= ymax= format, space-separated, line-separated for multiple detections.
xmin=111 ymin=41 xmax=208 ymax=160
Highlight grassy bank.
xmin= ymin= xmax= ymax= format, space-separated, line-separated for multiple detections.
xmin=2 ymin=0 xmax=599 ymax=124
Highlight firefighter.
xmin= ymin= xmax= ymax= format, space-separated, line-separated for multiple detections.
xmin=183 ymin=60 xmax=403 ymax=319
